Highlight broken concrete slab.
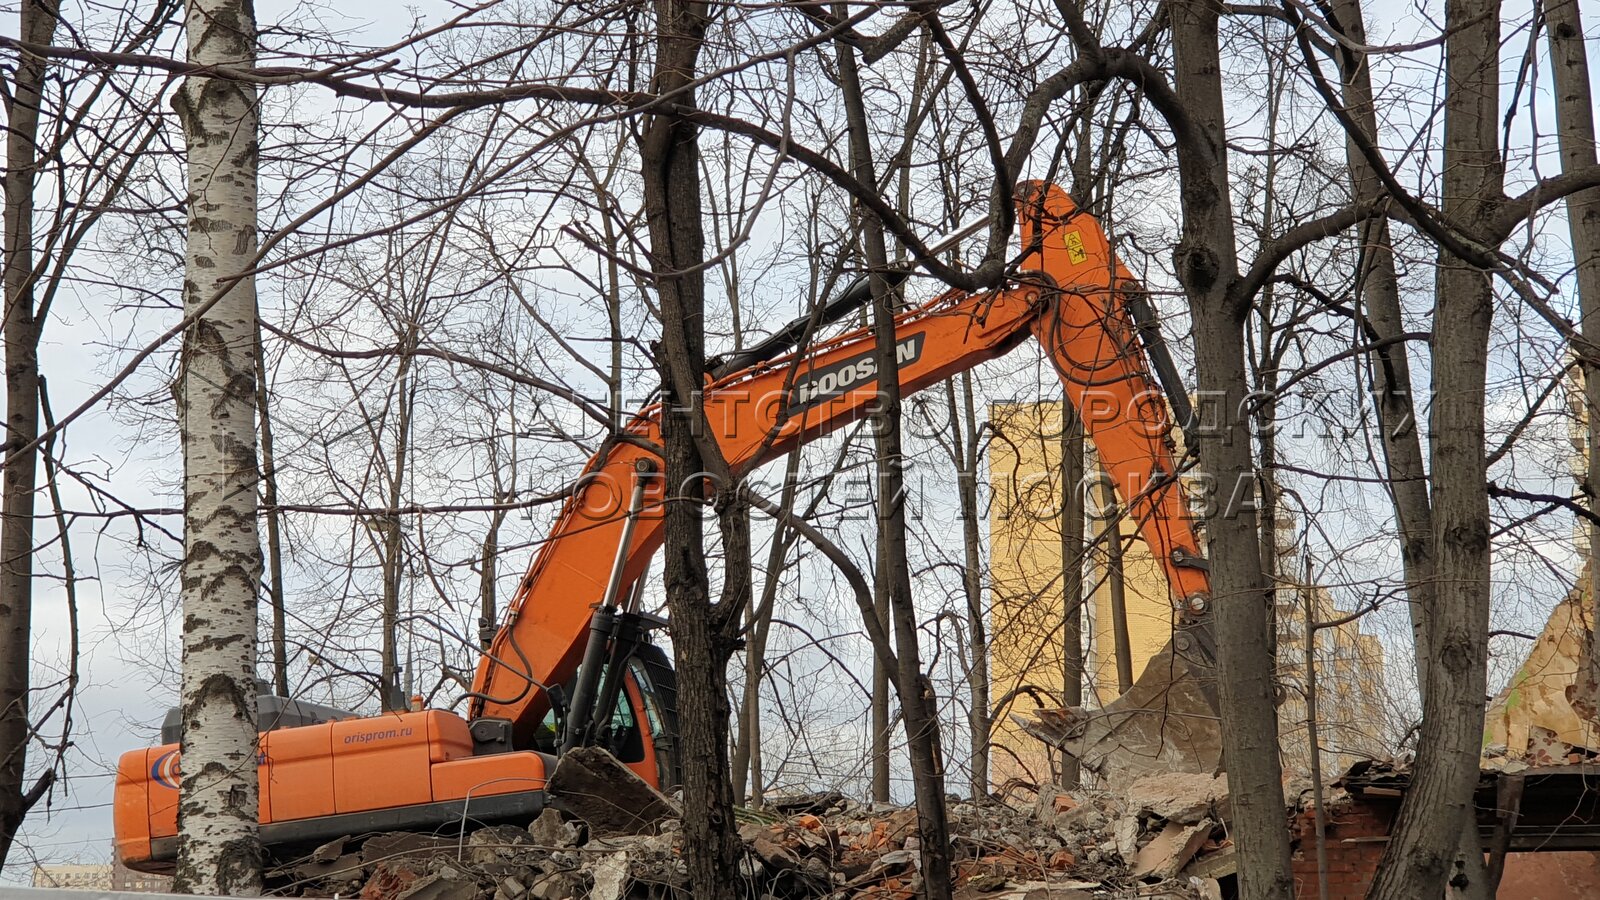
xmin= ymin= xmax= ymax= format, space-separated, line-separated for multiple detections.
xmin=310 ymin=836 xmax=348 ymax=863
xmin=466 ymin=824 xmax=534 ymax=865
xmin=363 ymin=833 xmax=459 ymax=870
xmin=1123 ymin=772 xmax=1229 ymax=824
xmin=765 ymin=790 xmax=847 ymax=815
xmin=1132 ymin=819 xmax=1215 ymax=881
xmin=394 ymin=871 xmax=480 ymax=900
xmin=954 ymin=881 xmax=1097 ymax=900
xmin=291 ymin=851 xmax=366 ymax=886
xmin=546 ymin=746 xmax=678 ymax=836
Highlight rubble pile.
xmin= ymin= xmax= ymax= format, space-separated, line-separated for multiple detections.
xmin=266 ymin=754 xmax=1232 ymax=900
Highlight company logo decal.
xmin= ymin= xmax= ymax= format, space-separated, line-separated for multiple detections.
xmin=151 ymin=750 xmax=181 ymax=790
xmin=342 ymin=726 xmax=413 ymax=745
xmin=149 ymin=747 xmax=268 ymax=790
xmin=790 ymin=333 xmax=925 ymax=413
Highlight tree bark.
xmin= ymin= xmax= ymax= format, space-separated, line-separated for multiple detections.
xmin=732 ymin=538 xmax=780 ymax=803
xmin=1541 ymin=0 xmax=1600 ymax=720
xmin=1169 ymin=2 xmax=1295 ymax=896
xmin=945 ymin=373 xmax=990 ymax=798
xmin=478 ymin=506 xmax=508 ymax=651
xmin=731 ymin=450 xmax=799 ymax=804
xmin=1059 ymin=404 xmax=1084 ymax=789
xmin=380 ymin=366 xmax=414 ymax=710
xmin=639 ymin=0 xmax=743 ymax=893
xmin=1330 ymin=0 xmax=1437 ymax=694
xmin=1366 ymin=1 xmax=1502 ymax=898
xmin=834 ymin=32 xmax=954 ymax=898
xmin=256 ymin=343 xmax=288 ymax=697
xmin=0 ymin=0 xmax=57 ymax=869
xmin=871 ymin=580 xmax=892 ymax=803
xmin=1100 ymin=494 xmax=1133 ymax=694
xmin=170 ymin=0 xmax=265 ymax=891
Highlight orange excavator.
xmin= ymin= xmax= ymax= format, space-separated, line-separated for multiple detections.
xmin=114 ymin=182 xmax=1217 ymax=871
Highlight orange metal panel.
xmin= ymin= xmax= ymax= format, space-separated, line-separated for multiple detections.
xmin=330 ymin=714 xmax=434 ymax=814
xmin=429 ymin=752 xmax=547 ymax=801
xmin=263 ymin=722 xmax=335 ymax=822
xmin=113 ymin=749 xmax=154 ymax=867
xmin=426 ymin=710 xmax=474 ymax=764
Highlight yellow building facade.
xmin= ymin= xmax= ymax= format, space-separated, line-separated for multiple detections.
xmin=987 ymin=401 xmax=1390 ymax=790
xmin=987 ymin=401 xmax=1183 ymax=790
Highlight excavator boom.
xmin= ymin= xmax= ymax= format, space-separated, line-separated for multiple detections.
xmin=472 ymin=182 xmax=1218 ymax=775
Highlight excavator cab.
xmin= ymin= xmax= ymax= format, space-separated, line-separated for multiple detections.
xmin=531 ymin=642 xmax=681 ymax=792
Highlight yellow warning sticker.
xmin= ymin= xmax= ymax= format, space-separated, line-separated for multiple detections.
xmin=1064 ymin=230 xmax=1087 ymax=264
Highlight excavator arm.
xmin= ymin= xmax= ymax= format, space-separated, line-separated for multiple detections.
xmin=471 ymin=182 xmax=1218 ymax=779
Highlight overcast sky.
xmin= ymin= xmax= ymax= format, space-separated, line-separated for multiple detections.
xmin=7 ymin=0 xmax=1599 ymax=881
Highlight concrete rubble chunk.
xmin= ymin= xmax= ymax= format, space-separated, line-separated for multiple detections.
xmin=1114 ymin=815 xmax=1140 ymax=861
xmin=363 ymin=832 xmax=459 ymax=870
xmin=310 ymin=835 xmax=348 ymax=863
xmin=1132 ymin=818 xmax=1215 ymax=881
xmin=394 ymin=872 xmax=481 ymax=900
xmin=492 ymin=874 xmax=528 ymax=900
xmin=547 ymin=746 xmax=678 ymax=836
xmin=874 ymin=849 xmax=913 ymax=868
xmin=748 ymin=834 xmax=801 ymax=872
xmin=587 ymin=852 xmax=630 ymax=900
xmin=292 ymin=851 xmax=365 ymax=885
xmin=1123 ymin=772 xmax=1230 ymax=824
xmin=467 ymin=824 xmax=534 ymax=865
xmin=528 ymin=807 xmax=580 ymax=848
xmin=527 ymin=870 xmax=578 ymax=900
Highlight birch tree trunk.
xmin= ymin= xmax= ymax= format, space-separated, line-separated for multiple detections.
xmin=1367 ymin=1 xmax=1501 ymax=897
xmin=0 ymin=0 xmax=58 ymax=868
xmin=1541 ymin=0 xmax=1600 ymax=720
xmin=1168 ymin=2 xmax=1294 ymax=895
xmin=171 ymin=0 xmax=265 ymax=891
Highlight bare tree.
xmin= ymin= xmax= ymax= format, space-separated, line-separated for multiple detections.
xmin=1367 ymin=0 xmax=1500 ymax=895
xmin=1329 ymin=0 xmax=1437 ymax=694
xmin=640 ymin=0 xmax=747 ymax=892
xmin=1058 ymin=405 xmax=1085 ymax=789
xmin=0 ymin=0 xmax=59 ymax=869
xmin=1166 ymin=2 xmax=1295 ymax=894
xmin=1542 ymin=0 xmax=1600 ymax=721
